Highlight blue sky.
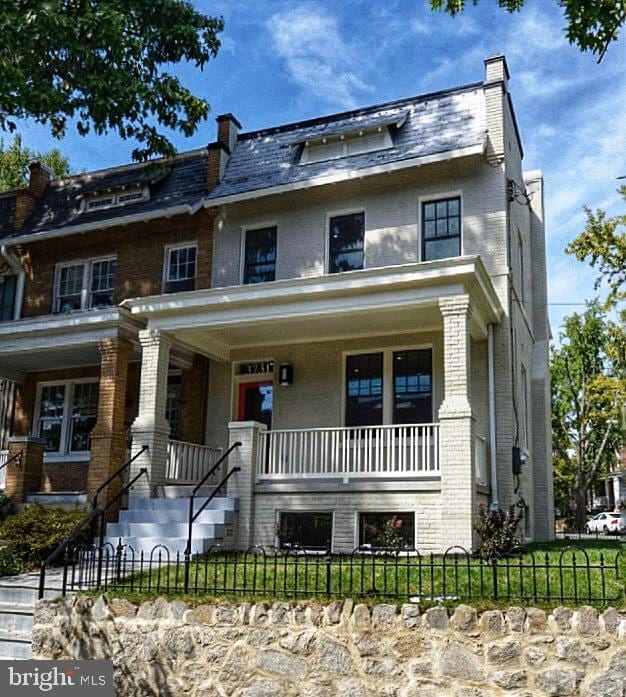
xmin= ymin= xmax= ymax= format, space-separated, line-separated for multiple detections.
xmin=12 ymin=0 xmax=626 ymax=335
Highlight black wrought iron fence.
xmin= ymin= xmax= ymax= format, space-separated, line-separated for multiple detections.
xmin=62 ymin=542 xmax=625 ymax=605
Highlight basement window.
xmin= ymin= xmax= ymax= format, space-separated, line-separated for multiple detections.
xmin=359 ymin=512 xmax=415 ymax=549
xmin=278 ymin=512 xmax=333 ymax=551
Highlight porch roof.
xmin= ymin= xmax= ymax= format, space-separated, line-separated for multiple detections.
xmin=123 ymin=256 xmax=504 ymax=362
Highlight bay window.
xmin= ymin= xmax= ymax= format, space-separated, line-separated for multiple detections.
xmin=35 ymin=380 xmax=99 ymax=457
xmin=54 ymin=257 xmax=117 ymax=313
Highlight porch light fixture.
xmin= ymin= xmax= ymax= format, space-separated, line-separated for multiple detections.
xmin=279 ymin=363 xmax=294 ymax=387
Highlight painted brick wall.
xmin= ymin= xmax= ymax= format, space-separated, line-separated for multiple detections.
xmin=15 ymin=209 xmax=215 ymax=318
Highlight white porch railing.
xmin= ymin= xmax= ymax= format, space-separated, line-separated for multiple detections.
xmin=257 ymin=424 xmax=440 ymax=481
xmin=0 ymin=450 xmax=7 ymax=489
xmin=166 ymin=440 xmax=223 ymax=483
xmin=475 ymin=434 xmax=488 ymax=486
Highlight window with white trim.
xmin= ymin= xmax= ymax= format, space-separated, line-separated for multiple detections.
xmin=517 ymin=232 xmax=525 ymax=304
xmin=35 ymin=380 xmax=99 ymax=456
xmin=83 ymin=187 xmax=149 ymax=212
xmin=54 ymin=257 xmax=117 ymax=313
xmin=520 ymin=364 xmax=529 ymax=449
xmin=164 ymin=244 xmax=197 ymax=293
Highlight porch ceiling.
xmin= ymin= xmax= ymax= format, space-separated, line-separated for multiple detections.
xmin=125 ymin=256 xmax=504 ymax=362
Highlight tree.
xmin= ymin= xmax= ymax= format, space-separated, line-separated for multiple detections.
xmin=566 ymin=185 xmax=626 ymax=308
xmin=0 ymin=135 xmax=70 ymax=192
xmin=430 ymin=1 xmax=625 ymax=61
xmin=0 ymin=2 xmax=224 ymax=162
xmin=551 ymin=302 xmax=626 ymax=530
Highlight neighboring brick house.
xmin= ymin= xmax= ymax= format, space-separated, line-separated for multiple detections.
xmin=0 ymin=54 xmax=553 ymax=553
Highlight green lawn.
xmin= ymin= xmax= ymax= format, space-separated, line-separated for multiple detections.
xmin=89 ymin=540 xmax=625 ymax=610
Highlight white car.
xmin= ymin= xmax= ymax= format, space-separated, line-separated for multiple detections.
xmin=585 ymin=512 xmax=626 ymax=535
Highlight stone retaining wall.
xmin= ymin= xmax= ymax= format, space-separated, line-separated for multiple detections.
xmin=33 ymin=597 xmax=626 ymax=696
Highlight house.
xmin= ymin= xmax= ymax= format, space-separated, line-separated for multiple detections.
xmin=0 ymin=54 xmax=553 ymax=553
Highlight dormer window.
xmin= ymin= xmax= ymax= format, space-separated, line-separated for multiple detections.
xmin=83 ymin=186 xmax=149 ymax=213
xmin=300 ymin=128 xmax=392 ymax=165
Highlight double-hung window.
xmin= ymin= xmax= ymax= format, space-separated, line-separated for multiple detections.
xmin=345 ymin=348 xmax=433 ymax=427
xmin=243 ymin=227 xmax=277 ymax=284
xmin=54 ymin=258 xmax=117 ymax=313
xmin=35 ymin=380 xmax=99 ymax=457
xmin=0 ymin=275 xmax=17 ymax=321
xmin=422 ymin=197 xmax=461 ymax=261
xmin=328 ymin=212 xmax=365 ymax=273
xmin=164 ymin=244 xmax=197 ymax=293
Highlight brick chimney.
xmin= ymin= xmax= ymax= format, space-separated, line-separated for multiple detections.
xmin=207 ymin=113 xmax=241 ymax=191
xmin=483 ymin=54 xmax=510 ymax=165
xmin=13 ymin=161 xmax=52 ymax=229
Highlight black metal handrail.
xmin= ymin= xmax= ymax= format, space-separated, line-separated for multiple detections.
xmin=92 ymin=445 xmax=148 ymax=511
xmin=0 ymin=449 xmax=23 ymax=472
xmin=183 ymin=441 xmax=241 ymax=591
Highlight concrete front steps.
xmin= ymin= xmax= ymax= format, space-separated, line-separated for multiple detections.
xmin=0 ymin=571 xmax=70 ymax=660
xmin=105 ymin=495 xmax=238 ymax=556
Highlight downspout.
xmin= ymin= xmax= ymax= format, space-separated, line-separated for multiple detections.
xmin=0 ymin=245 xmax=24 ymax=320
xmin=488 ymin=323 xmax=499 ymax=508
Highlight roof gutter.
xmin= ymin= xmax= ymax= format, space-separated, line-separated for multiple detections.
xmin=202 ymin=141 xmax=487 ymax=208
xmin=0 ymin=245 xmax=25 ymax=320
xmin=0 ymin=200 xmax=204 ymax=247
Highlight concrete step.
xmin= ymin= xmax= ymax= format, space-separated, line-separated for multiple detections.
xmin=0 ymin=604 xmax=33 ymax=634
xmin=156 ymin=484 xmax=216 ymax=498
xmin=0 ymin=629 xmax=32 ymax=660
xmin=104 ymin=536 xmax=216 ymax=556
xmin=107 ymin=522 xmax=225 ymax=539
xmin=0 ymin=584 xmax=63 ymax=606
xmin=119 ymin=508 xmax=235 ymax=525
xmin=130 ymin=496 xmax=238 ymax=512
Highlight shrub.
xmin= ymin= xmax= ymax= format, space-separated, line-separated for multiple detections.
xmin=474 ymin=503 xmax=525 ymax=558
xmin=0 ymin=503 xmax=88 ymax=566
xmin=0 ymin=546 xmax=24 ymax=576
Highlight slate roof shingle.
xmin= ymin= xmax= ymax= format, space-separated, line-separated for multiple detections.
xmin=207 ymin=82 xmax=486 ymax=201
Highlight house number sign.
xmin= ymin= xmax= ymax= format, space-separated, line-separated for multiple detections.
xmin=238 ymin=361 xmax=274 ymax=375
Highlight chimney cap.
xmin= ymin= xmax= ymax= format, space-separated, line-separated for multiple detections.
xmin=484 ymin=54 xmax=510 ymax=81
xmin=28 ymin=160 xmax=54 ymax=176
xmin=216 ymin=112 xmax=242 ymax=130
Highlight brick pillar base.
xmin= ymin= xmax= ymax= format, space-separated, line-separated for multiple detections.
xmin=5 ymin=436 xmax=45 ymax=502
xmin=227 ymin=421 xmax=265 ymax=550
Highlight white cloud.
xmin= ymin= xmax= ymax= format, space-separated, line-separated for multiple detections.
xmin=267 ymin=4 xmax=372 ymax=109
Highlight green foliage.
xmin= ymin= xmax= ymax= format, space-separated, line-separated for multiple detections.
xmin=474 ymin=504 xmax=525 ymax=558
xmin=551 ymin=302 xmax=626 ymax=527
xmin=0 ymin=134 xmax=69 ymax=192
xmin=430 ymin=1 xmax=625 ymax=60
xmin=567 ymin=186 xmax=626 ymax=308
xmin=0 ymin=1 xmax=224 ymax=162
xmin=0 ymin=546 xmax=24 ymax=576
xmin=0 ymin=503 xmax=88 ymax=565
xmin=362 ymin=514 xmax=409 ymax=549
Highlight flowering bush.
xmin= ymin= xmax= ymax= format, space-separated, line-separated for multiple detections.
xmin=363 ymin=515 xmax=409 ymax=550
xmin=474 ymin=503 xmax=524 ymax=558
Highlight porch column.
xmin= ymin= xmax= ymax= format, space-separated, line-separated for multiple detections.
xmin=438 ymin=295 xmax=476 ymax=552
xmin=87 ymin=337 xmax=133 ymax=508
xmin=227 ymin=421 xmax=266 ymax=550
xmin=129 ymin=329 xmax=171 ymax=500
xmin=5 ymin=436 xmax=45 ymax=502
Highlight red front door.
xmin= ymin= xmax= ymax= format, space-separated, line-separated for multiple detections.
xmin=238 ymin=381 xmax=273 ymax=429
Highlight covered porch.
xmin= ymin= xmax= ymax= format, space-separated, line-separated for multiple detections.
xmin=125 ymin=257 xmax=502 ymax=550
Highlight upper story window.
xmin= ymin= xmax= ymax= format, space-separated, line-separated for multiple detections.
xmin=520 ymin=364 xmax=529 ymax=449
xmin=300 ymin=129 xmax=392 ymax=165
xmin=517 ymin=233 xmax=525 ymax=304
xmin=35 ymin=379 xmax=99 ymax=456
xmin=422 ymin=197 xmax=461 ymax=262
xmin=164 ymin=243 xmax=197 ymax=293
xmin=83 ymin=186 xmax=149 ymax=213
xmin=0 ymin=274 xmax=17 ymax=321
xmin=54 ymin=257 xmax=117 ymax=313
xmin=243 ymin=227 xmax=277 ymax=284
xmin=328 ymin=212 xmax=365 ymax=274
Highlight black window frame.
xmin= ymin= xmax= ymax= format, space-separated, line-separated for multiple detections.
xmin=243 ymin=226 xmax=277 ymax=284
xmin=421 ymin=196 xmax=461 ymax=262
xmin=328 ymin=211 xmax=365 ymax=274
xmin=278 ymin=511 xmax=333 ymax=551
xmin=392 ymin=349 xmax=433 ymax=424
xmin=0 ymin=274 xmax=17 ymax=321
xmin=359 ymin=511 xmax=415 ymax=549
xmin=345 ymin=352 xmax=384 ymax=427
